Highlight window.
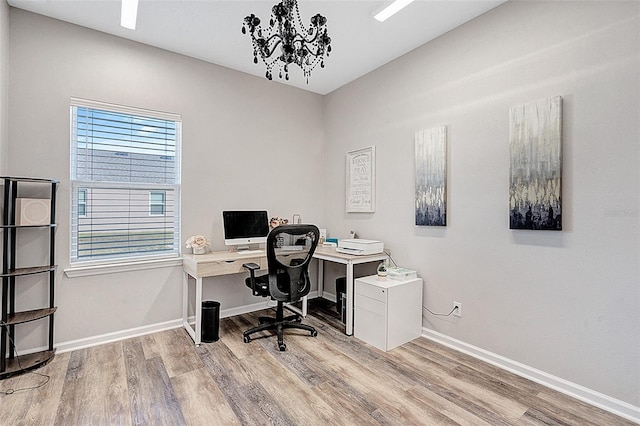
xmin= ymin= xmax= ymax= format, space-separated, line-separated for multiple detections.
xmin=78 ymin=189 xmax=87 ymax=217
xmin=70 ymin=98 xmax=181 ymax=264
xmin=149 ymin=191 xmax=166 ymax=216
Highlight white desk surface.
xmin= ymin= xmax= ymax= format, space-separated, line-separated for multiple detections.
xmin=313 ymin=245 xmax=388 ymax=264
xmin=183 ymin=245 xmax=387 ymax=276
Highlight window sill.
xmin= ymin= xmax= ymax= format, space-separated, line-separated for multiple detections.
xmin=64 ymin=256 xmax=183 ymax=278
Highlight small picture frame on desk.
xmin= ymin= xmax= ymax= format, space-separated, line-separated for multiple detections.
xmin=346 ymin=146 xmax=376 ymax=213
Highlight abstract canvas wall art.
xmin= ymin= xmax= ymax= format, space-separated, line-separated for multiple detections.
xmin=415 ymin=125 xmax=447 ymax=226
xmin=509 ymin=96 xmax=562 ymax=230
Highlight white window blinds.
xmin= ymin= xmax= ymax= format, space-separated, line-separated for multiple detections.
xmin=70 ymin=99 xmax=181 ymax=263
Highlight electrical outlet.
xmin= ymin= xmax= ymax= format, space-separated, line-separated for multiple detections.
xmin=453 ymin=301 xmax=462 ymax=318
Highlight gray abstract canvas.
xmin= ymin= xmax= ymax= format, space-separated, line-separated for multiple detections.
xmin=509 ymin=96 xmax=562 ymax=230
xmin=415 ymin=125 xmax=447 ymax=226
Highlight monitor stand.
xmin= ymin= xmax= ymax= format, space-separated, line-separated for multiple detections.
xmin=230 ymin=243 xmax=261 ymax=253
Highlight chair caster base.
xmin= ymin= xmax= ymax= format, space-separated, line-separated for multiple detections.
xmin=243 ymin=335 xmax=251 ymax=343
xmin=278 ymin=343 xmax=286 ymax=351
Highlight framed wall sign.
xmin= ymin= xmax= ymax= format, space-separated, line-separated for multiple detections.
xmin=346 ymin=146 xmax=376 ymax=213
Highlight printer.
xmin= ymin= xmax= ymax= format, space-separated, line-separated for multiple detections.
xmin=336 ymin=239 xmax=384 ymax=255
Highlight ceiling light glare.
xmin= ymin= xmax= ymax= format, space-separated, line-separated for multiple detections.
xmin=373 ymin=0 xmax=416 ymax=22
xmin=121 ymin=0 xmax=139 ymax=30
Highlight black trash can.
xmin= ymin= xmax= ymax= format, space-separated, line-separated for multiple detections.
xmin=336 ymin=276 xmax=346 ymax=314
xmin=201 ymin=300 xmax=220 ymax=343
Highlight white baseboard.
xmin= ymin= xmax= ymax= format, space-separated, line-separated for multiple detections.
xmin=56 ymin=318 xmax=184 ymax=353
xmin=422 ymin=327 xmax=640 ymax=424
xmin=55 ymin=291 xmax=323 ymax=354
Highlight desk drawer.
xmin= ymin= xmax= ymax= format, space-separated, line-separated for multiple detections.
xmin=355 ymin=293 xmax=386 ymax=315
xmin=197 ymin=257 xmax=266 ymax=277
xmin=355 ymin=280 xmax=387 ymax=302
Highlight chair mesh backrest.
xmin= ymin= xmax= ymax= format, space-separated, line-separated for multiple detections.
xmin=266 ymin=224 xmax=320 ymax=302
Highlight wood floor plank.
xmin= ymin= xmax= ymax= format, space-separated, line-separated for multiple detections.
xmin=139 ymin=331 xmax=161 ymax=360
xmin=171 ymin=368 xmax=240 ymax=426
xmin=405 ymin=383 xmax=497 ymax=426
xmin=221 ymin=314 xmax=267 ymax=361
xmin=198 ymin=333 xmax=256 ymax=388
xmin=152 ymin=328 xmax=203 ymax=378
xmin=55 ymin=343 xmax=132 ymax=425
xmin=123 ymin=338 xmax=188 ymax=425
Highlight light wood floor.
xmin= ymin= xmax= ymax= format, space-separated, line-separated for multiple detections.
xmin=0 ymin=300 xmax=633 ymax=425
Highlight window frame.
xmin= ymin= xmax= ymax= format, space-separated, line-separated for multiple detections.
xmin=78 ymin=188 xmax=87 ymax=218
xmin=149 ymin=191 xmax=166 ymax=216
xmin=68 ymin=98 xmax=181 ymax=269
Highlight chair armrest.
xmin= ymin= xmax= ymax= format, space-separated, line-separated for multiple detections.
xmin=243 ymin=262 xmax=261 ymax=295
xmin=243 ymin=262 xmax=261 ymax=272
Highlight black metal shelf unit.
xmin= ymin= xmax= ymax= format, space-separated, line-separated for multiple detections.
xmin=0 ymin=176 xmax=58 ymax=379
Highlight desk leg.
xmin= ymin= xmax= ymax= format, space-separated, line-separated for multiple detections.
xmin=182 ymin=271 xmax=189 ymax=330
xmin=345 ymin=261 xmax=354 ymax=335
xmin=284 ymin=296 xmax=307 ymax=318
xmin=182 ymin=272 xmax=202 ymax=346
xmin=194 ymin=277 xmax=202 ymax=346
xmin=317 ymin=258 xmax=324 ymax=298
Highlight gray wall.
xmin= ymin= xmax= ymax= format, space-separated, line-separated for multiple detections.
xmin=324 ymin=1 xmax=639 ymax=407
xmin=0 ymin=0 xmax=8 ymax=173
xmin=8 ymin=9 xmax=324 ymax=347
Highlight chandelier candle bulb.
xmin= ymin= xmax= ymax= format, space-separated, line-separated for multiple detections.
xmin=242 ymin=0 xmax=332 ymax=83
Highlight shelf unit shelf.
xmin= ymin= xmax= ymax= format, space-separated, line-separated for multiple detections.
xmin=1 ymin=176 xmax=58 ymax=380
xmin=2 ymin=349 xmax=56 ymax=377
xmin=0 ymin=224 xmax=57 ymax=229
xmin=1 ymin=265 xmax=57 ymax=278
xmin=8 ymin=307 xmax=58 ymax=326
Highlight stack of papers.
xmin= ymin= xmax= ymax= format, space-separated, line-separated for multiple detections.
xmin=387 ymin=267 xmax=417 ymax=280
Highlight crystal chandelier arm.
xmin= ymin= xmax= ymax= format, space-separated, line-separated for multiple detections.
xmin=260 ymin=38 xmax=283 ymax=58
xmin=292 ymin=30 xmax=320 ymax=45
xmin=251 ymin=32 xmax=284 ymax=58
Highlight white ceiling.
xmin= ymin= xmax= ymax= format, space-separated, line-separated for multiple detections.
xmin=7 ymin=0 xmax=506 ymax=95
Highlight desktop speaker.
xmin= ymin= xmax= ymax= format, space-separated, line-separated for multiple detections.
xmin=15 ymin=198 xmax=51 ymax=226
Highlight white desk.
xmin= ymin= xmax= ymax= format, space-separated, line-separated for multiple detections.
xmin=182 ymin=246 xmax=388 ymax=344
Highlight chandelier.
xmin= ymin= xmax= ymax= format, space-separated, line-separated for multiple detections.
xmin=242 ymin=0 xmax=332 ymax=83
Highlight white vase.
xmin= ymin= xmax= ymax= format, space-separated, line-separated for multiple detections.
xmin=192 ymin=247 xmax=205 ymax=255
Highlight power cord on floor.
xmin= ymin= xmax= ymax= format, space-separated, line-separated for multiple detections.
xmin=0 ymin=320 xmax=50 ymax=395
xmin=423 ymin=305 xmax=457 ymax=317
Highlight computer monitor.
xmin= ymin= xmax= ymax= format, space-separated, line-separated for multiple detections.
xmin=222 ymin=210 xmax=270 ymax=248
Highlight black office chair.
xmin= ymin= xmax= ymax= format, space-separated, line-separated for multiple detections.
xmin=242 ymin=224 xmax=320 ymax=351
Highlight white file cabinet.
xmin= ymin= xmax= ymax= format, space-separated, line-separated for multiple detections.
xmin=354 ymin=275 xmax=423 ymax=352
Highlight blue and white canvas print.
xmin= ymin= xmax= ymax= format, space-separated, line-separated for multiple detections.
xmin=415 ymin=125 xmax=447 ymax=226
xmin=509 ymin=96 xmax=562 ymax=230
